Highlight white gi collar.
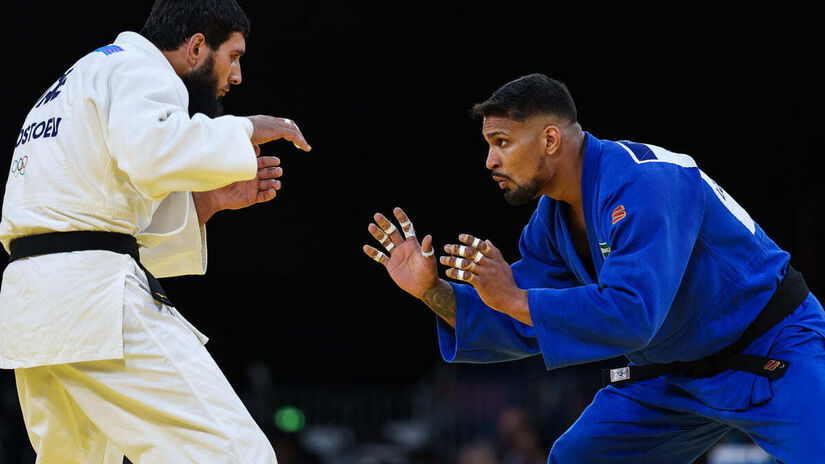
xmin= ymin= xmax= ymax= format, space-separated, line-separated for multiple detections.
xmin=113 ymin=31 xmax=177 ymax=74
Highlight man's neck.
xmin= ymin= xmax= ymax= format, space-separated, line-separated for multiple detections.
xmin=545 ymin=124 xmax=586 ymax=210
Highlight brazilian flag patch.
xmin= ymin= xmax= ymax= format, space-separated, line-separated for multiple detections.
xmin=599 ymin=242 xmax=611 ymax=258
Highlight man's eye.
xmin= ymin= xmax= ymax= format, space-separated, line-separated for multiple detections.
xmin=497 ymin=139 xmax=508 ymax=147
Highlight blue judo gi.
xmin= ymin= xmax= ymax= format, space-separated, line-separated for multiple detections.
xmin=437 ymin=133 xmax=825 ymax=463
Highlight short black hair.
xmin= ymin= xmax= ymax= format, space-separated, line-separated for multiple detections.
xmin=471 ymin=73 xmax=577 ymax=123
xmin=140 ymin=0 xmax=251 ymax=51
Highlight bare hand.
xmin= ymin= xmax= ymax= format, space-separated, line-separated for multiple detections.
xmin=441 ymin=234 xmax=531 ymax=324
xmin=193 ymin=154 xmax=282 ymax=224
xmin=363 ymin=207 xmax=438 ymax=299
xmin=246 ymin=115 xmax=311 ymax=151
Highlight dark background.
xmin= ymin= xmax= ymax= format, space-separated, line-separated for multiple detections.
xmin=1 ymin=2 xmax=823 ymax=463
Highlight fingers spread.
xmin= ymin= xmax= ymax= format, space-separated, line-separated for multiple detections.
xmin=368 ymin=223 xmax=396 ymax=253
xmin=374 ymin=212 xmax=404 ymax=246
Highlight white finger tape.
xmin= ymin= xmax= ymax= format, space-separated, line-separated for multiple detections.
xmin=473 ymin=252 xmax=484 ymax=264
xmin=372 ymin=251 xmax=387 ymax=263
xmin=382 ymin=223 xmax=397 ymax=235
xmin=421 ymin=248 xmax=434 ymax=258
xmin=459 ymin=245 xmax=467 ymax=257
xmin=472 ymin=238 xmax=481 ymax=248
xmin=455 ymin=258 xmax=466 ymax=269
xmin=400 ymin=220 xmax=416 ymax=238
xmin=383 ymin=240 xmax=395 ymax=252
xmin=457 ymin=269 xmax=465 ymax=280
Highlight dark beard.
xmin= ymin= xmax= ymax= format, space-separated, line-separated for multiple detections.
xmin=180 ymin=52 xmax=223 ymax=118
xmin=503 ymin=177 xmax=543 ymax=206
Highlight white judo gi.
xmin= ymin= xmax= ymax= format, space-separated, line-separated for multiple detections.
xmin=0 ymin=31 xmax=277 ymax=463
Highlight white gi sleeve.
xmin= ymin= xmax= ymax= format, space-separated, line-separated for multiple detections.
xmin=105 ymin=58 xmax=257 ymax=201
xmin=138 ymin=192 xmax=206 ymax=277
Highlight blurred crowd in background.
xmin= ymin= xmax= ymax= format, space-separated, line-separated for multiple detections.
xmin=0 ymin=357 xmax=773 ymax=463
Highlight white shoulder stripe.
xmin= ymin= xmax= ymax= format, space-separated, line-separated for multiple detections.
xmin=616 ymin=141 xmax=755 ymax=234
xmin=617 ymin=142 xmax=697 ymax=168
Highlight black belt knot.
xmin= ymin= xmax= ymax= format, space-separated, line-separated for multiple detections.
xmin=602 ymin=265 xmax=808 ymax=387
xmin=8 ymin=231 xmax=174 ymax=307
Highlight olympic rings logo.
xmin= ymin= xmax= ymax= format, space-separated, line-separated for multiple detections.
xmin=11 ymin=156 xmax=28 ymax=177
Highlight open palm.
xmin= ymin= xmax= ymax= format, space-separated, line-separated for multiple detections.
xmin=363 ymin=207 xmax=438 ymax=299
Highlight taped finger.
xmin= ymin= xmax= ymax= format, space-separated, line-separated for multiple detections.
xmin=369 ymin=226 xmax=395 ymax=253
xmin=400 ymin=219 xmax=416 ymax=239
xmin=381 ymin=222 xmax=397 ymax=235
xmin=421 ymin=248 xmax=434 ymax=258
xmin=370 ymin=249 xmax=389 ymax=265
xmin=454 ymin=257 xmax=469 ymax=269
xmin=393 ymin=208 xmax=416 ymax=239
xmin=448 ymin=268 xmax=475 ymax=283
xmin=472 ymin=251 xmax=484 ymax=264
xmin=375 ymin=213 xmax=404 ymax=246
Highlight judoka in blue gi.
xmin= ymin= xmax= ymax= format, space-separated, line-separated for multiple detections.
xmin=363 ymin=73 xmax=825 ymax=463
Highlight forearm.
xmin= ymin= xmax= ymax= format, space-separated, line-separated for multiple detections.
xmin=420 ymin=279 xmax=456 ymax=328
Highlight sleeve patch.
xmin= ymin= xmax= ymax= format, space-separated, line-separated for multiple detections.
xmin=611 ymin=205 xmax=627 ymax=225
xmin=94 ymin=45 xmax=124 ymax=55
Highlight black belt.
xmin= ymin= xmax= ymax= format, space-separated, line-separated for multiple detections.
xmin=602 ymin=265 xmax=809 ymax=387
xmin=8 ymin=231 xmax=174 ymax=307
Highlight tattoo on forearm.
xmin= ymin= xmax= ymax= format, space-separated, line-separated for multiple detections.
xmin=421 ymin=282 xmax=456 ymax=326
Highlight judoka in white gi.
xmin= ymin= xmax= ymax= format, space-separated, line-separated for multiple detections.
xmin=0 ymin=1 xmax=310 ymax=462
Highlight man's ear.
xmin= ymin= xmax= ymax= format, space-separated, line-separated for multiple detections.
xmin=185 ymin=33 xmax=208 ymax=68
xmin=543 ymin=124 xmax=562 ymax=156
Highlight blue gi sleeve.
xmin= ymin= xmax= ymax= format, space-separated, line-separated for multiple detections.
xmin=437 ymin=201 xmax=580 ymax=363
xmin=530 ymin=163 xmax=705 ymax=369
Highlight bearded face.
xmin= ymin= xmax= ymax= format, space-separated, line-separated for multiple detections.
xmin=502 ymin=176 xmax=544 ymax=206
xmin=180 ymin=51 xmax=223 ymax=118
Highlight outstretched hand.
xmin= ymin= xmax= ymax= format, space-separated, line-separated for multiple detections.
xmin=363 ymin=207 xmax=439 ymax=299
xmin=246 ymin=115 xmax=311 ymax=152
xmin=194 ymin=115 xmax=311 ymax=225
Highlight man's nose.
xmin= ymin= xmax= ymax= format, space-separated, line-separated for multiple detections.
xmin=229 ymin=64 xmax=242 ymax=86
xmin=486 ymin=149 xmax=501 ymax=171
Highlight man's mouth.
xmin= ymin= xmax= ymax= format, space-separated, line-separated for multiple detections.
xmin=492 ymin=174 xmax=510 ymax=189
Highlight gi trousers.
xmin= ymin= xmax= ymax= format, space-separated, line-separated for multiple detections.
xmin=14 ymin=270 xmax=277 ymax=463
xmin=548 ymin=294 xmax=825 ymax=464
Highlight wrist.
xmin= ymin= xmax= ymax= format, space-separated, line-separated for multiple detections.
xmin=495 ymin=288 xmax=531 ymax=325
xmin=193 ymin=191 xmax=220 ymax=225
xmin=417 ymin=279 xmax=449 ymax=301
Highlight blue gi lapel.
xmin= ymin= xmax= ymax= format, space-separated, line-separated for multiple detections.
xmin=554 ymin=205 xmax=595 ymax=284
xmin=580 ymin=132 xmax=606 ymax=279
